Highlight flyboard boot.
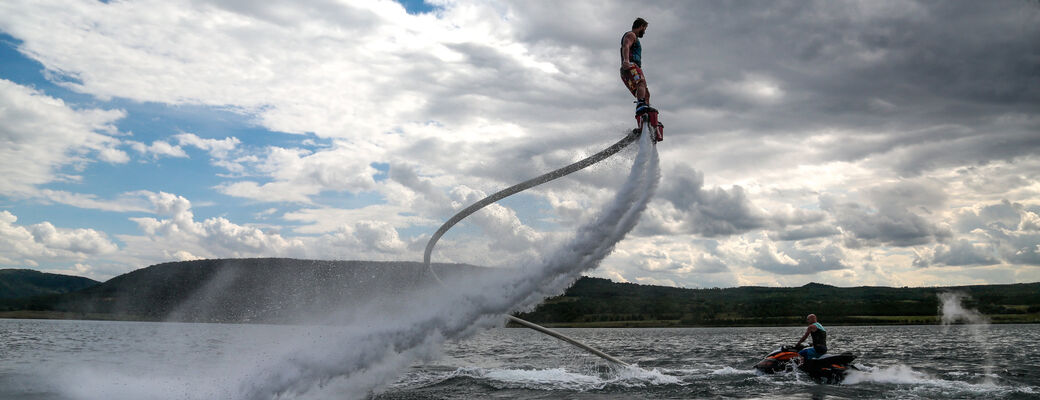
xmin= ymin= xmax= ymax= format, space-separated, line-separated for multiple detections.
xmin=632 ymin=100 xmax=664 ymax=143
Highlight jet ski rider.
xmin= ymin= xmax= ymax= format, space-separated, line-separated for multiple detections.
xmin=794 ymin=314 xmax=827 ymax=360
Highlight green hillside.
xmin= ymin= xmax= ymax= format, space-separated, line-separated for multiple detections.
xmin=513 ymin=277 xmax=1040 ymax=327
xmin=2 ymin=260 xmax=1038 ymax=326
xmin=0 ymin=269 xmax=99 ymax=299
xmin=0 ymin=258 xmax=483 ymax=323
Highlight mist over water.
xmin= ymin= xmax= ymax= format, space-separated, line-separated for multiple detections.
xmin=227 ymin=131 xmax=661 ymax=399
xmin=938 ymin=291 xmax=995 ymax=383
xmin=939 ymin=291 xmax=990 ymax=326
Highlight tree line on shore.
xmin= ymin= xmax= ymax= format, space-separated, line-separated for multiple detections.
xmin=2 ymin=261 xmax=1039 ymax=326
xmin=513 ymin=277 xmax=1040 ymax=326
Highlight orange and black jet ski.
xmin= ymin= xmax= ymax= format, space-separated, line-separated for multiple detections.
xmin=754 ymin=344 xmax=857 ymax=383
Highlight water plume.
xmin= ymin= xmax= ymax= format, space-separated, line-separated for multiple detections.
xmin=235 ymin=131 xmax=660 ymax=399
xmin=938 ymin=291 xmax=995 ymax=384
xmin=939 ymin=291 xmax=989 ymax=326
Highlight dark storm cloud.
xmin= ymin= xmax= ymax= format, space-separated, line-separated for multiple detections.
xmin=770 ymin=224 xmax=841 ymax=242
xmin=864 ymin=179 xmax=947 ymax=212
xmin=655 ymin=164 xmax=769 ymax=236
xmin=692 ymin=255 xmax=730 ymax=274
xmin=820 ymin=178 xmax=954 ymax=248
xmin=643 ymin=164 xmax=836 ymax=239
xmin=884 ymin=119 xmax=1040 ymax=176
xmin=751 ymin=242 xmax=849 ymax=275
xmin=953 ymin=199 xmax=1025 ymax=233
xmin=440 ymin=43 xmax=536 ymax=96
xmin=913 ymin=233 xmax=1040 ymax=268
xmin=1006 ymin=244 xmax=1040 ymax=266
xmin=827 ymin=200 xmax=952 ymax=248
xmin=910 ymin=200 xmax=1040 ymax=268
xmin=955 ymin=200 xmax=1040 ymax=266
xmin=389 ymin=163 xmax=447 ymax=205
xmin=914 ymin=239 xmax=1000 ymax=268
xmin=404 ymin=0 xmax=1039 ymax=232
xmin=636 ymin=1 xmax=1040 ymax=171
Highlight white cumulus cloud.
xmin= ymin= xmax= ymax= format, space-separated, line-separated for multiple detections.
xmin=0 ymin=210 xmax=118 ymax=265
xmin=0 ymin=79 xmax=127 ymax=197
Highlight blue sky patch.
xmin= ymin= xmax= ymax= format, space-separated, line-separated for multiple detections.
xmin=394 ymin=0 xmax=440 ymax=15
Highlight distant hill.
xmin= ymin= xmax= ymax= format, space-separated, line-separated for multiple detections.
xmin=0 ymin=269 xmax=99 ymax=299
xmin=513 ymin=277 xmax=1040 ymax=327
xmin=0 ymin=258 xmax=484 ymax=323
xmin=2 ymin=259 xmax=1038 ymax=326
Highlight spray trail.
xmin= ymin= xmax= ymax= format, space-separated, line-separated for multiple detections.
xmin=236 ymin=132 xmax=660 ymax=399
xmin=939 ymin=292 xmax=995 ymax=383
xmin=939 ymin=292 xmax=989 ymax=326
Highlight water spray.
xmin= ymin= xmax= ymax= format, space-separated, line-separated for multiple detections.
xmin=230 ymin=127 xmax=658 ymax=399
xmin=423 ymin=132 xmax=639 ymax=278
xmin=938 ymin=291 xmax=995 ymax=383
xmin=422 ymin=129 xmax=656 ymax=367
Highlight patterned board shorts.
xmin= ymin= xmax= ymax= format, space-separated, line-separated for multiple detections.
xmin=620 ymin=64 xmax=644 ymax=96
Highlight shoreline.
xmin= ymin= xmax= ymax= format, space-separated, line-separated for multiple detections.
xmin=4 ymin=311 xmax=1037 ymax=327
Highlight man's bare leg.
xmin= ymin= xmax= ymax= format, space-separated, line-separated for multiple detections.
xmin=636 ymin=83 xmax=650 ymax=105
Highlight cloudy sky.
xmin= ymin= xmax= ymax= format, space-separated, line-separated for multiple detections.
xmin=0 ymin=0 xmax=1037 ymax=288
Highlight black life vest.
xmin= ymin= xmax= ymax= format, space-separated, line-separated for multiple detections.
xmin=810 ymin=322 xmax=827 ymax=348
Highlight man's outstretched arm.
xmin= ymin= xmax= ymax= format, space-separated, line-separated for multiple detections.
xmin=795 ymin=326 xmax=814 ymax=345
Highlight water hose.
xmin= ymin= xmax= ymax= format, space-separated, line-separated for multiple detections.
xmin=423 ymin=130 xmax=647 ymax=367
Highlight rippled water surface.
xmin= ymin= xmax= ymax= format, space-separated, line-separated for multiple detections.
xmin=1 ymin=319 xmax=1037 ymax=399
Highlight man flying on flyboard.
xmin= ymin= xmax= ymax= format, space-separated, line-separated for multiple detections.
xmin=620 ymin=17 xmax=663 ymax=142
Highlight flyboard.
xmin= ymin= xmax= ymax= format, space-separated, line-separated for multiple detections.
xmin=423 ymin=108 xmax=663 ymax=367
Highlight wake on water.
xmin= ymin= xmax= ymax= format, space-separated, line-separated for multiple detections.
xmin=447 ymin=365 xmax=680 ymax=392
xmin=840 ymin=292 xmax=1000 ymax=390
xmin=230 ymin=131 xmax=660 ymax=399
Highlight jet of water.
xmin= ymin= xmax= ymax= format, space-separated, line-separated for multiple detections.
xmin=234 ymin=131 xmax=660 ymax=399
xmin=938 ymin=291 xmax=995 ymax=384
xmin=939 ymin=291 xmax=989 ymax=326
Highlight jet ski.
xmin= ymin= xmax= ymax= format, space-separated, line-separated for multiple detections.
xmin=754 ymin=344 xmax=856 ymax=383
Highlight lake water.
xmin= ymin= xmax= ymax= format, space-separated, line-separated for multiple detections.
xmin=1 ymin=319 xmax=1037 ymax=399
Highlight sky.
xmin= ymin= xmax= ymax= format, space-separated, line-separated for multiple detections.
xmin=0 ymin=0 xmax=1038 ymax=288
